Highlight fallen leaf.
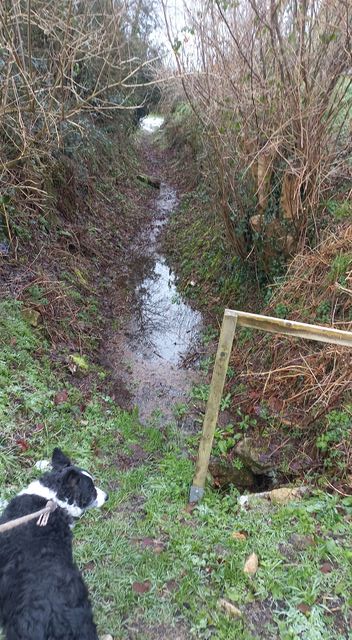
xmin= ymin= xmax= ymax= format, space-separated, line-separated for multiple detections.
xmin=297 ymin=603 xmax=311 ymax=615
xmin=248 ymin=390 xmax=260 ymax=400
xmin=54 ymin=389 xmax=68 ymax=405
xmin=16 ymin=438 xmax=29 ymax=452
xmin=217 ymin=598 xmax=242 ymax=618
xmin=320 ymin=562 xmax=333 ymax=574
xmin=185 ymin=502 xmax=196 ymax=514
xmin=232 ymin=531 xmax=247 ymax=541
xmin=138 ymin=537 xmax=166 ymax=553
xmin=132 ymin=580 xmax=151 ymax=594
xmin=243 ymin=552 xmax=258 ymax=576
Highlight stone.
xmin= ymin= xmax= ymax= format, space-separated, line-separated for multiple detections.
xmin=238 ymin=485 xmax=309 ymax=508
xmin=269 ymin=487 xmax=308 ymax=504
xmin=234 ymin=438 xmax=275 ymax=474
xmin=34 ymin=459 xmax=51 ymax=472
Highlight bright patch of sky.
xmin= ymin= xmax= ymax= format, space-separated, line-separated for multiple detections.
xmin=151 ymin=0 xmax=196 ymax=67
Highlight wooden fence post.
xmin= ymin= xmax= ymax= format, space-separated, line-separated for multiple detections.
xmin=189 ymin=310 xmax=237 ymax=503
xmin=189 ymin=307 xmax=352 ymax=503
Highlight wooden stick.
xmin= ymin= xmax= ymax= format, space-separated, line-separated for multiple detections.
xmin=190 ymin=308 xmax=352 ymax=503
xmin=189 ymin=312 xmax=238 ymax=502
xmin=0 ymin=501 xmax=57 ymax=534
xmin=224 ymin=309 xmax=352 ymax=347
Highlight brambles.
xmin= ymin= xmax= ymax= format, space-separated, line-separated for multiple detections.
xmin=0 ymin=0 xmax=157 ymax=242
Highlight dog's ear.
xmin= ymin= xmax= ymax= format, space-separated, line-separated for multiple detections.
xmin=52 ymin=447 xmax=71 ymax=470
xmin=62 ymin=468 xmax=80 ymax=487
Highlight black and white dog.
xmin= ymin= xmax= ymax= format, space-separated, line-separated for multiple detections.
xmin=0 ymin=448 xmax=108 ymax=640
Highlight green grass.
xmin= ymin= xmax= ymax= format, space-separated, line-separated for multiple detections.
xmin=164 ymin=188 xmax=259 ymax=315
xmin=1 ymin=299 xmax=352 ymax=639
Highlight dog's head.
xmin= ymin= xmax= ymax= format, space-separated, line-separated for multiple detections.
xmin=21 ymin=448 xmax=108 ymax=518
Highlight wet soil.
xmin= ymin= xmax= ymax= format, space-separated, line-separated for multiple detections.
xmin=103 ymin=122 xmax=202 ymax=424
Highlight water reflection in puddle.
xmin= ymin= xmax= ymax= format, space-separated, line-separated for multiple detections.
xmin=119 ymin=117 xmax=203 ymax=422
xmin=131 ymin=184 xmax=202 ymax=364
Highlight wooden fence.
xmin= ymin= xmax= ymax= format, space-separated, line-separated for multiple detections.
xmin=189 ymin=309 xmax=352 ymax=503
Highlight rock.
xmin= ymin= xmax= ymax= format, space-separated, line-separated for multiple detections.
xmin=269 ymin=487 xmax=308 ymax=504
xmin=22 ymin=308 xmax=41 ymax=327
xmin=238 ymin=485 xmax=309 ymax=508
xmin=234 ymin=438 xmax=275 ymax=473
xmin=34 ymin=459 xmax=51 ymax=472
xmin=208 ymin=457 xmax=255 ymax=490
xmin=217 ymin=598 xmax=242 ymax=618
xmin=100 ymin=635 xmax=113 ymax=640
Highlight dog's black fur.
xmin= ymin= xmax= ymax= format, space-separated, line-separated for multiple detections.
xmin=0 ymin=448 xmax=108 ymax=640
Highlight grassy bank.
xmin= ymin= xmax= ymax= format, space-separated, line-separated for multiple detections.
xmin=1 ymin=299 xmax=352 ymax=639
xmin=163 ymin=186 xmax=261 ymax=318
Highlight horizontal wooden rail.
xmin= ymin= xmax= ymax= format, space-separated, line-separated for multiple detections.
xmin=224 ymin=309 xmax=352 ymax=347
xmin=189 ymin=308 xmax=352 ymax=503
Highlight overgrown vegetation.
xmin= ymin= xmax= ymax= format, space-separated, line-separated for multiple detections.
xmin=160 ymin=0 xmax=352 ymax=494
xmin=161 ymin=0 xmax=351 ymax=275
xmin=0 ymin=0 xmax=159 ymax=251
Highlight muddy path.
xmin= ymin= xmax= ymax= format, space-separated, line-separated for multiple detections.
xmin=103 ymin=119 xmax=203 ymax=424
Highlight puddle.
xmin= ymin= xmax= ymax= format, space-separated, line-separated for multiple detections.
xmin=118 ymin=117 xmax=202 ymax=423
xmin=140 ymin=115 xmax=164 ymax=133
